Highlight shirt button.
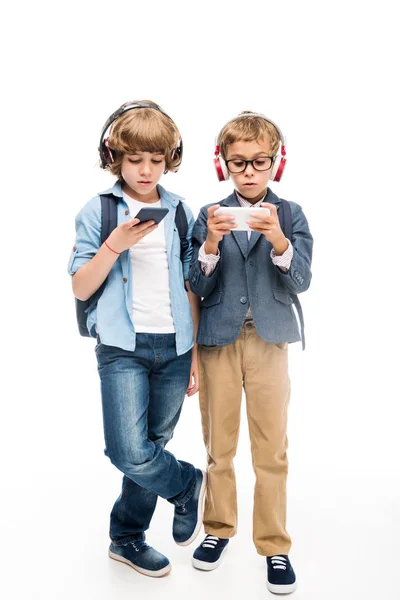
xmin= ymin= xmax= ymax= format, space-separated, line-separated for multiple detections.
xmin=125 ymin=210 xmax=129 ymax=216
xmin=123 ymin=278 xmax=127 ymax=283
xmin=72 ymin=246 xmax=77 ymax=251
xmin=240 ymin=296 xmax=247 ymax=304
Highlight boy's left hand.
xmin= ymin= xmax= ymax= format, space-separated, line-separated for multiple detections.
xmin=186 ymin=352 xmax=199 ymax=397
xmin=248 ymin=202 xmax=289 ymax=256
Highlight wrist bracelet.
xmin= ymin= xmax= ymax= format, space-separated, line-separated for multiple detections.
xmin=104 ymin=240 xmax=121 ymax=255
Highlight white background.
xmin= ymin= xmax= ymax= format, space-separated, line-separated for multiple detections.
xmin=1 ymin=1 xmax=399 ymax=598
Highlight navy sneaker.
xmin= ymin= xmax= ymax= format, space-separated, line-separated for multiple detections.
xmin=266 ymin=555 xmax=297 ymax=594
xmin=173 ymin=468 xmax=207 ymax=546
xmin=108 ymin=539 xmax=171 ymax=578
xmin=192 ymin=535 xmax=229 ymax=570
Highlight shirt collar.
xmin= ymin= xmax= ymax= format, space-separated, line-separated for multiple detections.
xmin=235 ymin=190 xmax=266 ymax=207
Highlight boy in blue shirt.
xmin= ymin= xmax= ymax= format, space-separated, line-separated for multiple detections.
xmin=68 ymin=101 xmax=206 ymax=578
xmin=189 ymin=112 xmax=313 ymax=594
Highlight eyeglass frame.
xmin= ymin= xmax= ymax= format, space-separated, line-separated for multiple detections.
xmin=225 ymin=156 xmax=276 ymax=174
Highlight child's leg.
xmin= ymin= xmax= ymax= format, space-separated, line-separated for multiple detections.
xmin=96 ymin=335 xmax=196 ymax=515
xmin=109 ymin=335 xmax=192 ymax=543
xmin=242 ymin=321 xmax=291 ymax=556
xmin=198 ymin=338 xmax=244 ymax=538
xmin=110 ymin=476 xmax=158 ymax=543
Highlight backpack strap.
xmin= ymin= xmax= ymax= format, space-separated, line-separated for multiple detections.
xmin=75 ymin=194 xmax=119 ymax=337
xmin=174 ymin=200 xmax=189 ymax=260
xmin=100 ymin=193 xmax=118 ymax=242
xmin=278 ymin=199 xmax=306 ymax=351
xmin=93 ymin=193 xmax=118 ymax=299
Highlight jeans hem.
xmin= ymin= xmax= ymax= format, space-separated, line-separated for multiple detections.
xmin=110 ymin=532 xmax=145 ymax=546
xmin=168 ymin=466 xmax=197 ymax=507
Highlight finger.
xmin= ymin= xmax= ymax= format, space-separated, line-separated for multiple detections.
xmin=136 ymin=223 xmax=158 ymax=237
xmin=249 ymin=212 xmax=270 ymax=222
xmin=212 ymin=215 xmax=235 ymax=224
xmin=133 ymin=220 xmax=156 ymax=232
xmin=123 ymin=218 xmax=140 ymax=228
xmin=212 ymin=224 xmax=236 ymax=234
xmin=208 ymin=204 xmax=221 ymax=217
xmin=261 ymin=202 xmax=276 ymax=215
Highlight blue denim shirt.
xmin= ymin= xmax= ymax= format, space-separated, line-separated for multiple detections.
xmin=68 ymin=181 xmax=195 ymax=355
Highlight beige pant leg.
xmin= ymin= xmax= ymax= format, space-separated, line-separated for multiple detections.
xmin=242 ymin=321 xmax=292 ymax=556
xmin=198 ymin=336 xmax=244 ymax=538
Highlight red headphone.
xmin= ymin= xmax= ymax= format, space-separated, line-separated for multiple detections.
xmin=214 ymin=113 xmax=287 ymax=182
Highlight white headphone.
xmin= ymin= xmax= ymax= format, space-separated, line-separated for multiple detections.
xmin=214 ymin=113 xmax=287 ymax=182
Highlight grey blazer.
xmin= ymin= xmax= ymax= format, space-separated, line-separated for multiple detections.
xmin=188 ymin=188 xmax=313 ymax=346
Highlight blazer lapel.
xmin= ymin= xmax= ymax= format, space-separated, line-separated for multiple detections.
xmin=247 ymin=187 xmax=282 ymax=255
xmin=231 ymin=230 xmax=249 ymax=259
xmin=220 ymin=193 xmax=248 ymax=259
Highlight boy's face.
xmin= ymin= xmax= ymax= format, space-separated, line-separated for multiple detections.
xmin=225 ymin=136 xmax=274 ymax=203
xmin=121 ymin=151 xmax=166 ymax=201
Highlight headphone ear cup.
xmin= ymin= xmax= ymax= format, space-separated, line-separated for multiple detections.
xmin=100 ymin=139 xmax=115 ymax=169
xmin=271 ymin=155 xmax=286 ymax=182
xmin=214 ymin=155 xmax=230 ymax=181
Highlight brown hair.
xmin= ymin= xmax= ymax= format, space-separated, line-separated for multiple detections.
xmin=105 ymin=100 xmax=182 ymax=177
xmin=219 ymin=111 xmax=280 ymax=159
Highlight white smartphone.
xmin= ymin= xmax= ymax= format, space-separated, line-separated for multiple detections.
xmin=214 ymin=206 xmax=270 ymax=231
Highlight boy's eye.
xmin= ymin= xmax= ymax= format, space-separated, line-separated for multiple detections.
xmin=152 ymin=160 xmax=163 ymax=164
xmin=232 ymin=160 xmax=245 ymax=168
xmin=128 ymin=159 xmax=141 ymax=164
xmin=254 ymin=159 xmax=268 ymax=167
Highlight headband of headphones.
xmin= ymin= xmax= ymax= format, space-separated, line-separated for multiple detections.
xmin=214 ymin=112 xmax=287 ymax=182
xmin=99 ymin=101 xmax=183 ymax=170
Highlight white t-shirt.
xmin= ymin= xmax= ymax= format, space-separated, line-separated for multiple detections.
xmin=123 ymin=192 xmax=175 ymax=333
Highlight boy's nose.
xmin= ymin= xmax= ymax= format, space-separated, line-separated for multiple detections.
xmin=140 ymin=161 xmax=152 ymax=175
xmin=244 ymin=163 xmax=255 ymax=175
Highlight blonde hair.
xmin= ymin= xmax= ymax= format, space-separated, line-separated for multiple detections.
xmin=105 ymin=100 xmax=182 ymax=177
xmin=219 ymin=111 xmax=280 ymax=160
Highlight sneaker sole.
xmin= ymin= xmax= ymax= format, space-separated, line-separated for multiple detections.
xmin=191 ymin=544 xmax=228 ymax=571
xmin=176 ymin=469 xmax=207 ymax=547
xmin=266 ymin=580 xmax=297 ymax=594
xmin=108 ymin=550 xmax=171 ymax=578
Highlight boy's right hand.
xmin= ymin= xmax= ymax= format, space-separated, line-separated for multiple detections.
xmin=205 ymin=205 xmax=236 ymax=248
xmin=107 ymin=218 xmax=158 ymax=253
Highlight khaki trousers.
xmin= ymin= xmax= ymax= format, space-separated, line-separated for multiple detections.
xmin=198 ymin=320 xmax=291 ymax=556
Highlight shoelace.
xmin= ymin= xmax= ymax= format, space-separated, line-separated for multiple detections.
xmin=201 ymin=535 xmax=219 ymax=548
xmin=129 ymin=540 xmax=150 ymax=553
xmin=270 ymin=556 xmax=287 ymax=570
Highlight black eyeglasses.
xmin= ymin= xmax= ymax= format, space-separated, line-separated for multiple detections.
xmin=225 ymin=156 xmax=275 ymax=174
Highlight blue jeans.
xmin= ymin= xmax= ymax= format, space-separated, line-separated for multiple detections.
xmin=95 ymin=333 xmax=196 ymax=544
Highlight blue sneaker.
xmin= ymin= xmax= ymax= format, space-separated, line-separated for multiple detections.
xmin=266 ymin=555 xmax=297 ymax=594
xmin=173 ymin=468 xmax=207 ymax=546
xmin=192 ymin=535 xmax=229 ymax=570
xmin=108 ymin=539 xmax=171 ymax=578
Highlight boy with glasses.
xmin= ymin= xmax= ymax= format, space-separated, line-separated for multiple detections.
xmin=188 ymin=112 xmax=313 ymax=594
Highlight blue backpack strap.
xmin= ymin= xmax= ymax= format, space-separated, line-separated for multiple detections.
xmin=174 ymin=200 xmax=189 ymax=259
xmin=278 ymin=199 xmax=306 ymax=350
xmin=75 ymin=194 xmax=118 ymax=337
xmin=100 ymin=193 xmax=118 ymax=243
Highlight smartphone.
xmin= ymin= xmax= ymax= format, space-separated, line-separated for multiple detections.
xmin=134 ymin=207 xmax=169 ymax=224
xmin=214 ymin=207 xmax=270 ymax=231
